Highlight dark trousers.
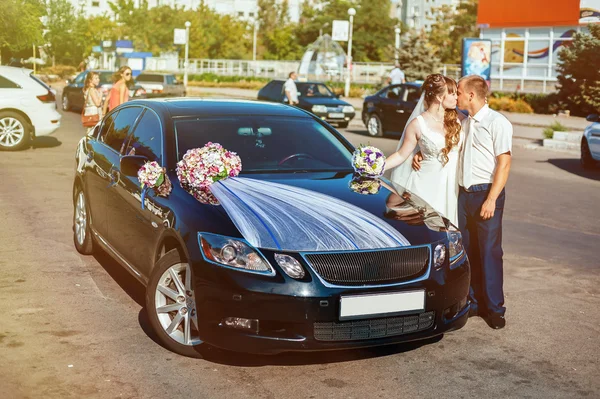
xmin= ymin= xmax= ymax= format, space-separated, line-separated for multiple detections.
xmin=458 ymin=184 xmax=506 ymax=316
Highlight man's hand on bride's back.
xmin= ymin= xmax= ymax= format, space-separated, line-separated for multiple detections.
xmin=412 ymin=152 xmax=423 ymax=171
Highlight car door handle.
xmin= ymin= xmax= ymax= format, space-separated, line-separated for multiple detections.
xmin=108 ymin=169 xmax=120 ymax=187
xmin=396 ymin=109 xmax=405 ymax=113
xmin=86 ymin=151 xmax=94 ymax=162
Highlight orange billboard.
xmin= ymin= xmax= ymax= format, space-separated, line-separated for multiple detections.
xmin=477 ymin=0 xmax=581 ymax=28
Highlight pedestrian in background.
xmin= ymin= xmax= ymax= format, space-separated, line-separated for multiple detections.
xmin=82 ymin=72 xmax=103 ymax=133
xmin=104 ymin=66 xmax=132 ymax=114
xmin=284 ymin=71 xmax=299 ymax=105
xmin=387 ymin=63 xmax=406 ymax=85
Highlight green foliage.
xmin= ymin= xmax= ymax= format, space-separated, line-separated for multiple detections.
xmin=488 ymin=97 xmax=534 ymax=114
xmin=428 ymin=0 xmax=479 ymax=64
xmin=0 ymin=0 xmax=44 ymax=52
xmin=556 ymin=24 xmax=600 ymax=117
xmin=397 ymin=31 xmax=441 ymax=81
xmin=549 ymin=121 xmax=568 ymax=132
xmin=542 ymin=127 xmax=555 ymax=139
xmin=490 ymin=91 xmax=561 ymax=115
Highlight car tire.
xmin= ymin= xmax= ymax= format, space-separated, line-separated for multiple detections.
xmin=62 ymin=93 xmax=71 ymax=112
xmin=146 ymin=249 xmax=205 ymax=358
xmin=367 ymin=114 xmax=383 ymax=137
xmin=581 ymin=138 xmax=597 ymax=169
xmin=337 ymin=121 xmax=349 ymax=129
xmin=0 ymin=111 xmax=31 ymax=151
xmin=73 ymin=185 xmax=94 ymax=255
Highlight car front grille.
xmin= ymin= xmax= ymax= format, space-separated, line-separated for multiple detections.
xmin=327 ymin=106 xmax=343 ymax=112
xmin=303 ymin=247 xmax=429 ymax=286
xmin=314 ymin=311 xmax=435 ymax=342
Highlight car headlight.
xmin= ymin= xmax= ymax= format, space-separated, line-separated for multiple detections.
xmin=311 ymin=105 xmax=328 ymax=113
xmin=274 ymin=254 xmax=305 ymax=279
xmin=342 ymin=105 xmax=354 ymax=113
xmin=447 ymin=229 xmax=465 ymax=264
xmin=433 ymin=243 xmax=446 ymax=269
xmin=199 ymin=233 xmax=275 ymax=276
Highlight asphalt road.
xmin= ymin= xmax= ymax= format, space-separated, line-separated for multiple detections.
xmin=1 ymin=97 xmax=599 ymax=399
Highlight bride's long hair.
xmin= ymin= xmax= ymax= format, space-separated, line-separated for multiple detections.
xmin=423 ymin=74 xmax=461 ymax=165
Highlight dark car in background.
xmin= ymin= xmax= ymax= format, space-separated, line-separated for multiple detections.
xmin=73 ymin=98 xmax=469 ymax=357
xmin=135 ymin=72 xmax=185 ymax=98
xmin=362 ymin=83 xmax=422 ymax=137
xmin=62 ymin=70 xmax=146 ymax=112
xmin=258 ymin=80 xmax=356 ymax=128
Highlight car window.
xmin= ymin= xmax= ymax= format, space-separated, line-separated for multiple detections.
xmin=123 ymin=110 xmax=163 ymax=163
xmin=0 ymin=75 xmax=21 ymax=89
xmin=166 ymin=75 xmax=175 ymax=85
xmin=74 ymin=72 xmax=86 ymax=84
xmin=104 ymin=107 xmax=143 ymax=153
xmin=98 ymin=72 xmax=113 ymax=84
xmin=297 ymin=83 xmax=335 ymax=98
xmin=175 ymin=116 xmax=353 ymax=172
xmin=98 ymin=111 xmax=118 ymax=142
xmin=378 ymin=88 xmax=389 ymax=98
xmin=137 ymin=74 xmax=163 ymax=83
xmin=404 ymin=86 xmax=421 ymax=102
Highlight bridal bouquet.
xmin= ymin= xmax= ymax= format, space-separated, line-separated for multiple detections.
xmin=349 ymin=176 xmax=381 ymax=195
xmin=138 ymin=161 xmax=172 ymax=197
xmin=176 ymin=142 xmax=242 ymax=205
xmin=352 ymin=145 xmax=385 ymax=178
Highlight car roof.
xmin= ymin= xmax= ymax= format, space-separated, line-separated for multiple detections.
xmin=128 ymin=98 xmax=313 ymax=119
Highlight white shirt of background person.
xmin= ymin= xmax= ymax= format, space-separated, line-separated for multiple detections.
xmin=460 ymin=104 xmax=513 ymax=187
xmin=388 ymin=66 xmax=406 ymax=85
xmin=284 ymin=72 xmax=299 ymax=105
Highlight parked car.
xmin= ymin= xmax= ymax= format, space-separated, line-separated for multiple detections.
xmin=62 ymin=70 xmax=146 ymax=112
xmin=0 ymin=66 xmax=61 ymax=151
xmin=73 ymin=98 xmax=469 ymax=357
xmin=581 ymin=113 xmax=600 ymax=169
xmin=362 ymin=83 xmax=422 ymax=137
xmin=258 ymin=80 xmax=355 ymax=127
xmin=135 ymin=72 xmax=185 ymax=98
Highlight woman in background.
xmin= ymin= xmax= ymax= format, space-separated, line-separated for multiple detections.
xmin=82 ymin=72 xmax=103 ymax=133
xmin=104 ymin=66 xmax=132 ymax=114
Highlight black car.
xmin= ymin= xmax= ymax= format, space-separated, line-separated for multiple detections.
xmin=258 ymin=80 xmax=356 ymax=128
xmin=73 ymin=98 xmax=469 ymax=357
xmin=362 ymin=83 xmax=422 ymax=137
xmin=62 ymin=70 xmax=146 ymax=112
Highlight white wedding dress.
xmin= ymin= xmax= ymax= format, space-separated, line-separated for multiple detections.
xmin=391 ymin=115 xmax=462 ymax=226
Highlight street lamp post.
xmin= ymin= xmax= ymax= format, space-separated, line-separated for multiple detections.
xmin=252 ymin=20 xmax=258 ymax=62
xmin=183 ymin=21 xmax=191 ymax=89
xmin=394 ymin=27 xmax=401 ymax=64
xmin=344 ymin=7 xmax=356 ymax=98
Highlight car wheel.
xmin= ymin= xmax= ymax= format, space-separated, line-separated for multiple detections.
xmin=581 ymin=138 xmax=597 ymax=169
xmin=62 ymin=93 xmax=71 ymax=111
xmin=367 ymin=114 xmax=383 ymax=137
xmin=337 ymin=121 xmax=349 ymax=129
xmin=146 ymin=249 xmax=204 ymax=358
xmin=73 ymin=186 xmax=94 ymax=255
xmin=0 ymin=111 xmax=31 ymax=151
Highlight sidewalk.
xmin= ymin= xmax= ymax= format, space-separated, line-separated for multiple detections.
xmin=188 ymin=86 xmax=589 ymax=132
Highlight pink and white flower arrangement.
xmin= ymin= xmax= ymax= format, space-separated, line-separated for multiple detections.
xmin=352 ymin=145 xmax=386 ymax=178
xmin=176 ymin=142 xmax=242 ymax=205
xmin=138 ymin=161 xmax=172 ymax=197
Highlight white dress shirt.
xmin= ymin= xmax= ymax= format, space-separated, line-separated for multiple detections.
xmin=389 ymin=68 xmax=405 ymax=84
xmin=284 ymin=78 xmax=298 ymax=103
xmin=459 ymin=105 xmax=513 ymax=187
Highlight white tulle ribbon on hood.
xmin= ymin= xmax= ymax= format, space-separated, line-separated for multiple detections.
xmin=209 ymin=177 xmax=410 ymax=252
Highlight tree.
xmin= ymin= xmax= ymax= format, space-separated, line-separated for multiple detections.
xmin=44 ymin=0 xmax=80 ymax=64
xmin=429 ymin=0 xmax=479 ymax=64
xmin=397 ymin=31 xmax=441 ymax=81
xmin=258 ymin=0 xmax=302 ymax=60
xmin=556 ymin=24 xmax=600 ymax=117
xmin=0 ymin=0 xmax=45 ymax=56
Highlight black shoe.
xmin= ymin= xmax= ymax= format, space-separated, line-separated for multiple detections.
xmin=485 ymin=313 xmax=506 ymax=329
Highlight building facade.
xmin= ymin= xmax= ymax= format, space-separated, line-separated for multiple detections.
xmin=478 ymin=0 xmax=599 ymax=92
xmin=391 ymin=0 xmax=461 ymax=31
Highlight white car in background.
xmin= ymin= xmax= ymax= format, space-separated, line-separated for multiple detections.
xmin=135 ymin=72 xmax=185 ymax=98
xmin=0 ymin=66 xmax=61 ymax=151
xmin=581 ymin=113 xmax=600 ymax=169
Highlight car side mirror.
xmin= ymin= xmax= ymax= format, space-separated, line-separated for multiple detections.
xmin=120 ymin=155 xmax=149 ymax=177
xmin=586 ymin=114 xmax=599 ymax=122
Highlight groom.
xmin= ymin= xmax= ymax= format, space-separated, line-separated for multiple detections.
xmin=414 ymin=75 xmax=513 ymax=329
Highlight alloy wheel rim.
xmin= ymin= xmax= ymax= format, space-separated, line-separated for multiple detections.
xmin=368 ymin=117 xmax=379 ymax=136
xmin=74 ymin=191 xmax=87 ymax=246
xmin=155 ymin=263 xmax=202 ymax=346
xmin=0 ymin=117 xmax=25 ymax=147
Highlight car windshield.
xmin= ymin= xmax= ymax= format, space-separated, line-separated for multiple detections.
xmin=137 ymin=74 xmax=163 ymax=83
xmin=175 ymin=116 xmax=353 ymax=173
xmin=297 ymin=83 xmax=335 ymax=98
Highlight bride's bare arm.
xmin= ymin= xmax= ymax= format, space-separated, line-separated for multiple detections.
xmin=384 ymin=119 xmax=420 ymax=171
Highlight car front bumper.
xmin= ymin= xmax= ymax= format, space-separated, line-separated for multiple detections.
xmin=312 ymin=111 xmax=356 ymax=125
xmin=192 ymin=253 xmax=470 ymax=354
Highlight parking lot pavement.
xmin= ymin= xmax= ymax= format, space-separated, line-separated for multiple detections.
xmin=0 ymin=101 xmax=599 ymax=398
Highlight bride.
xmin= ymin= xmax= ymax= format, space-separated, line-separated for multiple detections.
xmin=384 ymin=74 xmax=464 ymax=226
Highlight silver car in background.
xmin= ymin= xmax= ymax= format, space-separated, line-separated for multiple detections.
xmin=135 ymin=72 xmax=186 ymax=98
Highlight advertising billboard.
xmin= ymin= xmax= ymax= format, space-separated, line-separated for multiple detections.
xmin=462 ymin=38 xmax=493 ymax=87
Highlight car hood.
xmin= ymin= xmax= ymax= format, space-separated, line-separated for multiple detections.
xmin=182 ymin=172 xmax=449 ymax=252
xmin=299 ymin=97 xmax=351 ymax=107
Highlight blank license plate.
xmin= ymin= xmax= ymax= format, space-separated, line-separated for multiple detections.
xmin=328 ymin=112 xmax=345 ymax=118
xmin=339 ymin=290 xmax=425 ymax=320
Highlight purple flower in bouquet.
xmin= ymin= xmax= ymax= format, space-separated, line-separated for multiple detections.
xmin=176 ymin=142 xmax=242 ymax=205
xmin=352 ymin=145 xmax=385 ymax=178
xmin=349 ymin=175 xmax=382 ymax=195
